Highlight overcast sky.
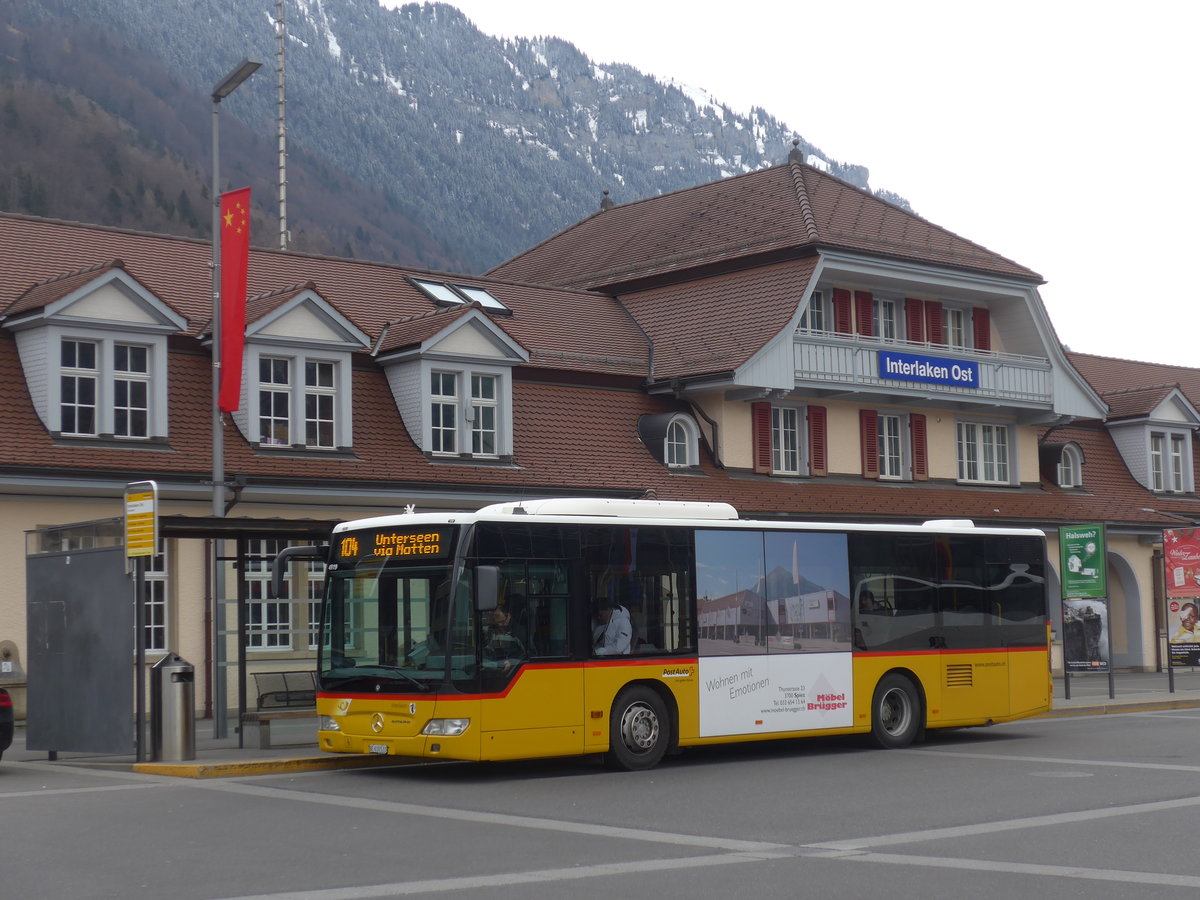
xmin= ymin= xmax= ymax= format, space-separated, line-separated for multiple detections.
xmin=414 ymin=1 xmax=1198 ymax=367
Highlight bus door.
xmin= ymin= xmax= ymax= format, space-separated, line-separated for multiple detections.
xmin=477 ymin=558 xmax=584 ymax=760
xmin=933 ymin=535 xmax=1010 ymax=722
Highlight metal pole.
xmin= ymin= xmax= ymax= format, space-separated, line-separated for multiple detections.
xmin=211 ymin=97 xmax=224 ymax=519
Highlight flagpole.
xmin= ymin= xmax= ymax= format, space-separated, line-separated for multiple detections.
xmin=209 ymin=60 xmax=260 ymax=743
xmin=210 ymin=59 xmax=261 ymax=518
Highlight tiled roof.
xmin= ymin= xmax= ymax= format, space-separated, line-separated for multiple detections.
xmin=4 ymin=259 xmax=127 ymax=317
xmin=623 ymin=257 xmax=818 ymax=381
xmin=1070 ymin=352 xmax=1200 ymax=407
xmin=0 ymin=213 xmax=648 ymax=379
xmin=1099 ymin=384 xmax=1181 ymax=421
xmin=490 ymin=162 xmax=1041 ymax=289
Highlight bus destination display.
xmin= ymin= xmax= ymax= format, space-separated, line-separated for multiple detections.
xmin=337 ymin=527 xmax=452 ymax=562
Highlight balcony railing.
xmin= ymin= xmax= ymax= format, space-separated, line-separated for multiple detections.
xmin=794 ymin=330 xmax=1052 ymax=406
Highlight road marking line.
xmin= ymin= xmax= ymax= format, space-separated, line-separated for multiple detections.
xmin=198 ymin=780 xmax=790 ymax=853
xmin=0 ymin=783 xmax=158 ymax=799
xmin=212 ymin=852 xmax=790 ymax=900
xmin=806 ymin=793 xmax=1200 ymax=851
xmin=840 ymin=851 xmax=1200 ymax=888
xmin=906 ymin=747 xmax=1200 ymax=773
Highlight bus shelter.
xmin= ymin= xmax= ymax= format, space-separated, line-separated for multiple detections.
xmin=25 ymin=515 xmax=337 ymax=757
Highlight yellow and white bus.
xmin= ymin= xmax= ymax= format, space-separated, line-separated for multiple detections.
xmin=290 ymin=498 xmax=1050 ymax=770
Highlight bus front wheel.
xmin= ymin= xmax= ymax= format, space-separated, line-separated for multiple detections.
xmin=870 ymin=673 xmax=922 ymax=749
xmin=605 ymin=686 xmax=670 ymax=770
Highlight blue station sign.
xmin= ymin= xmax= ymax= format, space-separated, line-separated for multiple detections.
xmin=878 ymin=350 xmax=980 ymax=388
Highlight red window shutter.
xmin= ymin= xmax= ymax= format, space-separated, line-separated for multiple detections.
xmin=925 ymin=302 xmax=944 ymax=345
xmin=860 ymin=409 xmax=879 ymax=479
xmin=751 ymin=402 xmax=773 ymax=474
xmin=972 ymin=307 xmax=991 ymax=351
xmin=855 ymin=291 xmax=874 ymax=336
xmin=808 ymin=405 xmax=828 ymax=476
xmin=833 ymin=288 xmax=853 ymax=334
xmin=910 ymin=413 xmax=928 ymax=481
xmin=905 ymin=298 xmax=925 ymax=342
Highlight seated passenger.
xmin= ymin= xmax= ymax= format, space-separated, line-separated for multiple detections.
xmin=592 ymin=599 xmax=632 ymax=656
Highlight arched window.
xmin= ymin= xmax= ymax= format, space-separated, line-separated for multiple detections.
xmin=1057 ymin=444 xmax=1083 ymax=488
xmin=665 ymin=416 xmax=699 ymax=468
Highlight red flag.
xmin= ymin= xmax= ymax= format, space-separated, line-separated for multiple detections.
xmin=218 ymin=187 xmax=251 ymax=412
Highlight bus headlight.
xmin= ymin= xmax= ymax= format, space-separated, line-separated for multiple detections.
xmin=319 ymin=716 xmax=341 ymax=732
xmin=421 ymin=718 xmax=470 ymax=736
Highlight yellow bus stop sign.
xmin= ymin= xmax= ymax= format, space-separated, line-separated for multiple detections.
xmin=125 ymin=480 xmax=158 ymax=559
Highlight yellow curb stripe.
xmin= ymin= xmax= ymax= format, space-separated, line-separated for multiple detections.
xmin=133 ymin=754 xmax=397 ymax=779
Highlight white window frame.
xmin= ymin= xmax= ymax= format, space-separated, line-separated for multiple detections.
xmin=422 ymin=363 xmax=512 ymax=459
xmin=799 ymin=291 xmax=827 ymax=333
xmin=877 ymin=413 xmax=905 ymax=480
xmin=246 ymin=539 xmax=293 ymax=651
xmin=873 ymin=298 xmax=897 ymax=342
xmin=665 ymin=415 xmax=700 ymax=468
xmin=258 ymin=356 xmax=292 ymax=446
xmin=304 ymin=360 xmax=337 ymax=449
xmin=957 ymin=420 xmax=1011 ymax=485
xmin=55 ymin=335 xmax=165 ymax=440
xmin=113 ymin=342 xmax=150 ymax=439
xmin=242 ymin=346 xmax=353 ymax=451
xmin=772 ymin=406 xmax=804 ymax=475
xmin=944 ymin=307 xmax=968 ymax=349
xmin=1057 ymin=445 xmax=1083 ymax=488
xmin=1150 ymin=430 xmax=1192 ymax=493
xmin=60 ymin=338 xmax=99 ymax=436
xmin=470 ymin=373 xmax=498 ymax=457
xmin=143 ymin=541 xmax=169 ymax=653
xmin=431 ymin=370 xmax=460 ymax=455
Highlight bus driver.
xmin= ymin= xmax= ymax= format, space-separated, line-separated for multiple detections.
xmin=593 ymin=599 xmax=633 ymax=656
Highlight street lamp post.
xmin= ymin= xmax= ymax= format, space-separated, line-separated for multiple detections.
xmin=211 ymin=58 xmax=261 ymax=518
xmin=209 ymin=59 xmax=260 ymax=740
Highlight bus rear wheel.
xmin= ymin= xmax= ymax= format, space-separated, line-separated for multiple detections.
xmin=870 ymin=673 xmax=922 ymax=749
xmin=605 ymin=686 xmax=670 ymax=770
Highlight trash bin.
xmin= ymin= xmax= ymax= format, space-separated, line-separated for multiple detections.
xmin=150 ymin=653 xmax=195 ymax=762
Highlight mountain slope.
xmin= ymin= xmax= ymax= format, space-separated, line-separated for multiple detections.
xmin=0 ymin=0 xmax=905 ymax=273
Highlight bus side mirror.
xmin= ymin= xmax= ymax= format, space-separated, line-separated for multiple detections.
xmin=475 ymin=565 xmax=499 ymax=611
xmin=270 ymin=545 xmax=327 ymax=598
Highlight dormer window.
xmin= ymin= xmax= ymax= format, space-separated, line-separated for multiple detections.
xmin=638 ymin=412 xmax=701 ymax=469
xmin=799 ymin=291 xmax=826 ymax=332
xmin=1151 ymin=431 xmax=1190 ymax=493
xmin=1057 ymin=444 xmax=1083 ymax=488
xmin=57 ymin=336 xmax=159 ymax=440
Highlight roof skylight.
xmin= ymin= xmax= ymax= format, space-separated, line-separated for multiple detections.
xmin=410 ymin=278 xmax=509 ymax=313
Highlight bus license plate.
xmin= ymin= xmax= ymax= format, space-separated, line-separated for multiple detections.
xmin=368 ymin=744 xmax=389 ymax=755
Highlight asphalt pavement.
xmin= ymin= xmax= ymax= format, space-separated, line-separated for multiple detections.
xmin=5 ymin=668 xmax=1200 ymax=778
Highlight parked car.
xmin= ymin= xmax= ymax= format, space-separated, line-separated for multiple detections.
xmin=0 ymin=688 xmax=13 ymax=760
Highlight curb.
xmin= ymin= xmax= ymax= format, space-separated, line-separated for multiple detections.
xmin=1038 ymin=697 xmax=1200 ymax=719
xmin=132 ymin=753 xmax=402 ymax=779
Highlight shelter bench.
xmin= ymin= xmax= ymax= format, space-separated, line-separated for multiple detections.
xmin=240 ymin=670 xmax=317 ymax=749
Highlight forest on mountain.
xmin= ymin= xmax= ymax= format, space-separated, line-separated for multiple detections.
xmin=0 ymin=0 xmax=905 ymax=273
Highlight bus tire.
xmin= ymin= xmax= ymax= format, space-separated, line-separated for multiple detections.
xmin=870 ymin=673 xmax=922 ymax=749
xmin=605 ymin=685 xmax=670 ymax=770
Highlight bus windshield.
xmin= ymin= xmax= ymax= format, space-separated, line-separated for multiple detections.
xmin=319 ymin=524 xmax=468 ymax=692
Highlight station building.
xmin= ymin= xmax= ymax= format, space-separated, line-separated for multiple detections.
xmin=0 ymin=150 xmax=1194 ymax=718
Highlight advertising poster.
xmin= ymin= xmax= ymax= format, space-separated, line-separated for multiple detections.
xmin=1061 ymin=598 xmax=1110 ymax=673
xmin=1163 ymin=529 xmax=1200 ymax=667
xmin=698 ymin=653 xmax=853 ymax=737
xmin=1163 ymin=528 xmax=1200 ymax=599
xmin=1058 ymin=525 xmax=1106 ymax=600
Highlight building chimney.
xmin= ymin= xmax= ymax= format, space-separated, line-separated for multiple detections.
xmin=600 ymin=189 xmax=615 ymax=211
